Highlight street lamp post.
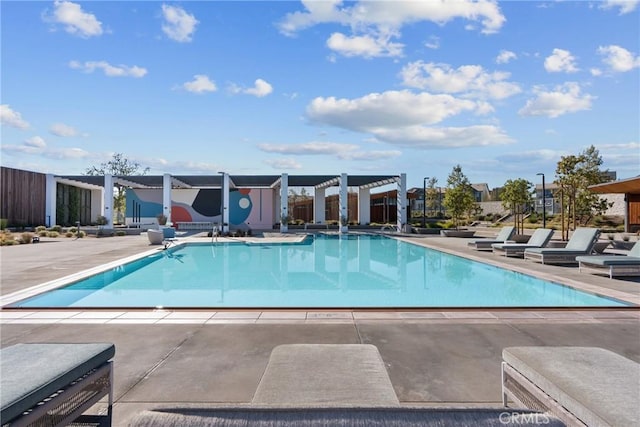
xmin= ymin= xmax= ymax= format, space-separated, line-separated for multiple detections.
xmin=423 ymin=177 xmax=429 ymax=228
xmin=537 ymin=173 xmax=546 ymax=228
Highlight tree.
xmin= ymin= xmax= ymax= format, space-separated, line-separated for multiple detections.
xmin=85 ymin=153 xmax=150 ymax=224
xmin=501 ymin=178 xmax=533 ymax=235
xmin=554 ymin=145 xmax=611 ymax=239
xmin=425 ymin=177 xmax=439 ymax=217
xmin=443 ymin=165 xmax=475 ymax=229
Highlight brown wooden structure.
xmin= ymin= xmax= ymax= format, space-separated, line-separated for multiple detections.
xmin=0 ymin=167 xmax=46 ymax=227
xmin=589 ymin=176 xmax=640 ymax=233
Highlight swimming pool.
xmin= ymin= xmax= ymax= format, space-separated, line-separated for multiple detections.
xmin=9 ymin=234 xmax=630 ymax=308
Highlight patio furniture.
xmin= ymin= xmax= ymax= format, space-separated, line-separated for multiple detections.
xmin=252 ymin=344 xmax=399 ymax=406
xmin=502 ymin=346 xmax=640 ymax=427
xmin=467 ymin=226 xmax=515 ymax=250
xmin=130 ymin=344 xmax=564 ymax=427
xmin=147 ymin=229 xmax=164 ymax=245
xmin=523 ymin=227 xmax=601 ymax=265
xmin=491 ymin=228 xmax=554 ymax=257
xmin=576 ymin=240 xmax=640 ymax=279
xmin=1 ymin=342 xmax=115 ymax=427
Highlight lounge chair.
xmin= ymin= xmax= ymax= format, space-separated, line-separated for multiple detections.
xmin=523 ymin=227 xmax=600 ymax=265
xmin=1 ymin=342 xmax=115 ymax=427
xmin=576 ymin=240 xmax=640 ymax=279
xmin=467 ymin=226 xmax=515 ymax=250
xmin=502 ymin=346 xmax=640 ymax=427
xmin=491 ymin=228 xmax=554 ymax=257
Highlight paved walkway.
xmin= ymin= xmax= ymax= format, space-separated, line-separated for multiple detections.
xmin=1 ymin=231 xmax=639 ymax=426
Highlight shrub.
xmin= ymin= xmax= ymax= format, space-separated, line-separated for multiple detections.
xmin=115 ymin=230 xmax=126 ymax=236
xmin=69 ymin=227 xmax=77 ymax=233
xmin=96 ymin=215 xmax=108 ymax=225
xmin=65 ymin=231 xmax=74 ymax=238
xmin=50 ymin=225 xmax=62 ymax=233
xmin=20 ymin=232 xmax=34 ymax=244
xmin=0 ymin=218 xmax=7 ymax=230
xmin=36 ymin=225 xmax=47 ymax=232
xmin=47 ymin=231 xmax=59 ymax=238
xmin=38 ymin=230 xmax=48 ymax=237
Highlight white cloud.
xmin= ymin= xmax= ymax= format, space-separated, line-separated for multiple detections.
xmin=264 ymin=158 xmax=302 ymax=169
xmin=50 ymin=123 xmax=78 ymax=137
xmin=245 ymin=79 xmax=273 ymax=97
xmin=600 ymin=0 xmax=639 ymax=14
xmin=278 ymin=0 xmax=505 ymax=36
xmin=519 ymin=82 xmax=594 ymax=118
xmin=305 ymin=91 xmax=512 ymax=149
xmin=326 ymin=32 xmax=403 ymax=58
xmin=161 ymin=4 xmax=198 ymax=43
xmin=44 ymin=1 xmax=103 ymax=38
xmin=496 ymin=50 xmax=517 ymax=64
xmin=69 ymin=60 xmax=147 ymax=77
xmin=257 ymin=141 xmax=401 ymax=161
xmin=0 ymin=105 xmax=30 ymax=129
xmin=228 ymin=79 xmax=273 ymax=97
xmin=1 ymin=135 xmax=88 ymax=160
xmin=425 ymin=36 xmax=440 ymax=50
xmin=496 ymin=149 xmax=566 ymax=163
xmin=597 ymin=45 xmax=640 ymax=72
xmin=596 ymin=142 xmax=640 ymax=150
xmin=24 ymin=136 xmax=46 ymax=148
xmin=182 ymin=75 xmax=217 ymax=93
xmin=373 ymin=125 xmax=513 ymax=148
xmin=307 ymin=90 xmax=480 ymax=131
xmin=277 ymin=0 xmax=504 ymax=58
xmin=590 ymin=68 xmax=603 ymax=76
xmin=544 ymin=48 xmax=579 ymax=73
xmin=399 ymin=61 xmax=521 ymax=100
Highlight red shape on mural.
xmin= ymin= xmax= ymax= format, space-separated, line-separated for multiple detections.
xmin=171 ymin=206 xmax=192 ymax=222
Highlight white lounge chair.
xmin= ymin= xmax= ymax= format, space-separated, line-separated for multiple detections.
xmin=491 ymin=228 xmax=554 ymax=257
xmin=467 ymin=226 xmax=515 ymax=250
xmin=523 ymin=227 xmax=600 ymax=265
xmin=576 ymin=240 xmax=640 ymax=279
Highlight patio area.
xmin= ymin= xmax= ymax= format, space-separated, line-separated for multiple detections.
xmin=1 ymin=231 xmax=639 ymax=426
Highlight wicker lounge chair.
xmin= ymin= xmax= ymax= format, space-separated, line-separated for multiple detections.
xmin=576 ymin=240 xmax=640 ymax=279
xmin=491 ymin=228 xmax=554 ymax=257
xmin=467 ymin=226 xmax=515 ymax=250
xmin=0 ymin=342 xmax=115 ymax=427
xmin=523 ymin=227 xmax=600 ymax=265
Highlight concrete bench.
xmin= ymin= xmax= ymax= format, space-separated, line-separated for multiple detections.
xmin=252 ymin=344 xmax=399 ymax=406
xmin=1 ymin=342 xmax=115 ymax=426
xmin=502 ymin=346 xmax=640 ymax=426
xmin=130 ymin=344 xmax=565 ymax=426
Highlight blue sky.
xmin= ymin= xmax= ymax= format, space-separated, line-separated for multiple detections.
xmin=1 ymin=0 xmax=639 ymax=190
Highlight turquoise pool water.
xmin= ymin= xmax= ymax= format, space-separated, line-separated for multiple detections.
xmin=10 ymin=234 xmax=629 ymax=308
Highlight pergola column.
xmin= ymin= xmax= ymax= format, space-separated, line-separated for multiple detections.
xmin=358 ymin=187 xmax=370 ymax=225
xmin=45 ymin=174 xmax=56 ymax=228
xmin=103 ymin=174 xmax=113 ymax=228
xmin=280 ymin=173 xmax=288 ymax=233
xmin=314 ymin=187 xmax=325 ymax=224
xmin=339 ymin=173 xmax=348 ymax=233
xmin=163 ymin=173 xmax=172 ymax=225
xmin=396 ymin=173 xmax=407 ymax=232
xmin=221 ymin=172 xmax=230 ymax=233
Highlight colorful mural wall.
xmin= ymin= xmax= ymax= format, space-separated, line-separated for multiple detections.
xmin=126 ymin=188 xmax=274 ymax=229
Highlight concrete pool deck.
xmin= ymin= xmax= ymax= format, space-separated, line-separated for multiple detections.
xmin=1 ymin=231 xmax=639 ymax=426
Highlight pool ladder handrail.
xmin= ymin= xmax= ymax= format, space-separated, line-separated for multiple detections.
xmin=380 ymin=225 xmax=398 ymax=233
